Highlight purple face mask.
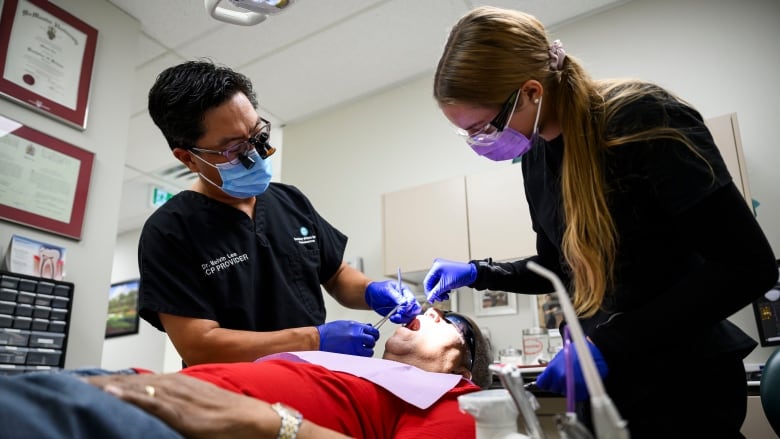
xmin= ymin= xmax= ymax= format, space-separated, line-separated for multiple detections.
xmin=470 ymin=96 xmax=543 ymax=162
xmin=470 ymin=128 xmax=533 ymax=161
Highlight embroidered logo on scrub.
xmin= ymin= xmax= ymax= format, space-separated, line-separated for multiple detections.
xmin=200 ymin=251 xmax=249 ymax=276
xmin=294 ymin=226 xmax=317 ymax=245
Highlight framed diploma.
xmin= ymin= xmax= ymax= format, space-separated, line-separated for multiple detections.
xmin=0 ymin=0 xmax=98 ymax=130
xmin=0 ymin=114 xmax=94 ymax=240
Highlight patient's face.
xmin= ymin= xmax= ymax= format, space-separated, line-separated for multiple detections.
xmin=382 ymin=308 xmax=465 ymax=375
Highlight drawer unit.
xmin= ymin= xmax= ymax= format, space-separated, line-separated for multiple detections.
xmin=26 ymin=348 xmax=61 ymax=366
xmin=0 ymin=288 xmax=16 ymax=301
xmin=0 ymin=271 xmax=73 ymax=371
xmin=29 ymin=332 xmax=65 ymax=349
xmin=0 ymin=346 xmax=27 ymax=364
xmin=0 ymin=328 xmax=30 ymax=347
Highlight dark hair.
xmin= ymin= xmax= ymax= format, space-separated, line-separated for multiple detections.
xmin=147 ymin=59 xmax=259 ymax=151
xmin=445 ymin=312 xmax=492 ymax=389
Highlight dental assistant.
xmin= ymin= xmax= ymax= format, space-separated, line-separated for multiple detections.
xmin=138 ymin=60 xmax=420 ymax=367
xmin=423 ymin=7 xmax=777 ymax=438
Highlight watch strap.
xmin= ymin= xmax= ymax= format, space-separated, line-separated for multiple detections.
xmin=271 ymin=402 xmax=303 ymax=439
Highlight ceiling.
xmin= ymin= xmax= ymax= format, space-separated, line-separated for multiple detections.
xmin=108 ymin=0 xmax=628 ymax=234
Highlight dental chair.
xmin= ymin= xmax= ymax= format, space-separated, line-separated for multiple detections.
xmin=761 ymin=348 xmax=780 ymax=436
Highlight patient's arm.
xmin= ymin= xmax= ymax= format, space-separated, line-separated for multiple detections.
xmin=87 ymin=374 xmax=350 ymax=439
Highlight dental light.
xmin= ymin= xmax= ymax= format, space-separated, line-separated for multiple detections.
xmin=205 ymin=0 xmax=296 ymax=26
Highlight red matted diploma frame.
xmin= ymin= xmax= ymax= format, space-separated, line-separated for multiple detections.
xmin=0 ymin=0 xmax=98 ymax=130
xmin=0 ymin=114 xmax=94 ymax=240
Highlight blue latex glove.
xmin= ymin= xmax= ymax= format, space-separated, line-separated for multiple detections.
xmin=365 ymin=280 xmax=421 ymax=324
xmin=423 ymin=258 xmax=477 ymax=304
xmin=535 ymin=339 xmax=608 ymax=401
xmin=316 ymin=320 xmax=379 ymax=357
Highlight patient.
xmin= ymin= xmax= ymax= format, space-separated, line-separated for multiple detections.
xmin=0 ymin=309 xmax=491 ymax=439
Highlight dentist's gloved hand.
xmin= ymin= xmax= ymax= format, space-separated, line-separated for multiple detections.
xmin=424 ymin=258 xmax=477 ymax=304
xmin=535 ymin=339 xmax=608 ymax=401
xmin=365 ymin=280 xmax=421 ymax=324
xmin=316 ymin=320 xmax=379 ymax=357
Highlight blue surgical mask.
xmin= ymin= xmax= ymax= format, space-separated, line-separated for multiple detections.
xmin=470 ymin=96 xmax=543 ymax=161
xmin=194 ymin=149 xmax=272 ymax=198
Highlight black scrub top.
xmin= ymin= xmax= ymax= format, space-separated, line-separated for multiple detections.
xmin=137 ymin=183 xmax=347 ymax=332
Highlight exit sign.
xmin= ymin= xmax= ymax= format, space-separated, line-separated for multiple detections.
xmin=150 ymin=186 xmax=175 ymax=208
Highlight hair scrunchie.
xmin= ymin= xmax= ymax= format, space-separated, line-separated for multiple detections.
xmin=549 ymin=39 xmax=566 ymax=71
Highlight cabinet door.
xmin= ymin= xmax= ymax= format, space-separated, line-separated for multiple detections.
xmin=382 ymin=176 xmax=469 ymax=278
xmin=705 ymin=113 xmax=752 ymax=207
xmin=466 ymin=165 xmax=535 ymax=261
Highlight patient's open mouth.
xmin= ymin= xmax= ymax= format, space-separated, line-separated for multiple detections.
xmin=404 ymin=319 xmax=421 ymax=331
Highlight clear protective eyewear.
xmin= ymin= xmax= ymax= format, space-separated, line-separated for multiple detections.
xmin=456 ymin=89 xmax=521 ymax=147
xmin=191 ymin=118 xmax=276 ymax=168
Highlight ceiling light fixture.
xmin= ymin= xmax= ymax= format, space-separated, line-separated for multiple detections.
xmin=205 ymin=0 xmax=296 ymax=26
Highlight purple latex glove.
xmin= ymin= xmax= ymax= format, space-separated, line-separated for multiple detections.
xmin=423 ymin=258 xmax=477 ymax=303
xmin=535 ymin=338 xmax=608 ymax=401
xmin=316 ymin=320 xmax=379 ymax=357
xmin=365 ymin=280 xmax=421 ymax=324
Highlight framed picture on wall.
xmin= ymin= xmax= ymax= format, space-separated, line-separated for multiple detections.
xmin=752 ymin=260 xmax=780 ymax=347
xmin=0 ymin=114 xmax=94 ymax=240
xmin=534 ymin=293 xmax=564 ymax=331
xmin=105 ymin=279 xmax=140 ymax=338
xmin=0 ymin=0 xmax=98 ymax=130
xmin=473 ymin=289 xmax=516 ymax=317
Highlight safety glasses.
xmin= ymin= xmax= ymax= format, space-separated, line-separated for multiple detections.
xmin=456 ymin=88 xmax=521 ymax=146
xmin=443 ymin=311 xmax=476 ymax=371
xmin=190 ymin=118 xmax=276 ymax=166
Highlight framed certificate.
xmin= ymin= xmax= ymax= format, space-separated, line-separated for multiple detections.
xmin=0 ymin=0 xmax=98 ymax=130
xmin=0 ymin=114 xmax=94 ymax=240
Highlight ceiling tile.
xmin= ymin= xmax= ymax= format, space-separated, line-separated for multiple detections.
xmin=240 ymin=0 xmax=469 ymax=123
xmin=125 ymin=112 xmax=180 ymax=174
xmin=137 ymin=33 xmax=168 ymax=66
xmin=131 ymin=52 xmax=187 ymax=114
xmin=107 ymin=0 xmax=223 ymax=48
xmin=175 ymin=0 xmax=385 ymax=69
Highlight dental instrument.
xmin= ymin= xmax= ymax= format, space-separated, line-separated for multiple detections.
xmin=373 ymin=267 xmax=404 ymax=329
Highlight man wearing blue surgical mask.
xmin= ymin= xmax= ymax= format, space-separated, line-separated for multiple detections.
xmin=139 ymin=60 xmax=420 ymax=367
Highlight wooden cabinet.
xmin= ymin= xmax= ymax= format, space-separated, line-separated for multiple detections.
xmin=705 ymin=113 xmax=752 ymax=206
xmin=382 ymin=176 xmax=469 ymax=279
xmin=382 ymin=165 xmax=535 ymax=281
xmin=466 ymin=164 xmax=535 ymax=262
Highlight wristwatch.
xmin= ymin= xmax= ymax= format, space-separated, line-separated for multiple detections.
xmin=271 ymin=402 xmax=303 ymax=439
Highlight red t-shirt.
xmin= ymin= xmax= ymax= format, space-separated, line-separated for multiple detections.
xmin=178 ymin=360 xmax=480 ymax=438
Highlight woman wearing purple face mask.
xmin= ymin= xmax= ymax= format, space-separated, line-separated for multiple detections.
xmin=423 ymin=6 xmax=776 ymax=439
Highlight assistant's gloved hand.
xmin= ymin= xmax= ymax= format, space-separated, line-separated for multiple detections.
xmin=316 ymin=320 xmax=380 ymax=357
xmin=365 ymin=280 xmax=421 ymax=324
xmin=424 ymin=258 xmax=477 ymax=303
xmin=535 ymin=339 xmax=608 ymax=401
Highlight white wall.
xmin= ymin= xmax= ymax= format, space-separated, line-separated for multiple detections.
xmin=280 ymin=0 xmax=780 ymax=364
xmin=0 ymin=0 xmax=139 ymax=368
xmin=100 ymin=229 xmax=169 ymax=372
